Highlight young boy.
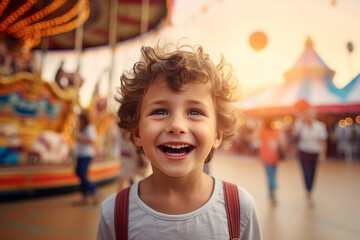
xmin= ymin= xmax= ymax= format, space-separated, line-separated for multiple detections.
xmin=97 ymin=43 xmax=262 ymax=239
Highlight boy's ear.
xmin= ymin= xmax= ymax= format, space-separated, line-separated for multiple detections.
xmin=132 ymin=127 xmax=142 ymax=146
xmin=213 ymin=129 xmax=223 ymax=149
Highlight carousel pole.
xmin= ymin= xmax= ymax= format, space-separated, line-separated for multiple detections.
xmin=141 ymin=0 xmax=150 ymax=34
xmin=73 ymin=0 xmax=85 ymax=161
xmin=40 ymin=37 xmax=49 ymax=78
xmin=106 ymin=0 xmax=119 ymax=159
xmin=74 ymin=0 xmax=85 ymax=98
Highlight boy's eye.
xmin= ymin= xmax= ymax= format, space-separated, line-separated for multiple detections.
xmin=151 ymin=109 xmax=167 ymax=115
xmin=188 ymin=110 xmax=203 ymax=116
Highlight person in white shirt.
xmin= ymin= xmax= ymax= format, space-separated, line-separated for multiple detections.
xmin=73 ymin=111 xmax=99 ymax=205
xmin=293 ymin=107 xmax=328 ymax=206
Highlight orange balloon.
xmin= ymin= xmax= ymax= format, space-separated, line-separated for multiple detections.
xmin=249 ymin=31 xmax=268 ymax=51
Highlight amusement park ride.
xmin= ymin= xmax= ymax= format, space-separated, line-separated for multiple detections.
xmin=0 ymin=0 xmax=169 ymax=200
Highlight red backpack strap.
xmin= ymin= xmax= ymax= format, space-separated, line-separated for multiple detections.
xmin=114 ymin=183 xmax=239 ymax=239
xmin=114 ymin=187 xmax=130 ymax=240
xmin=223 ymin=181 xmax=241 ymax=240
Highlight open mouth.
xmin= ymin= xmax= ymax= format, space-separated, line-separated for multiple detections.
xmin=158 ymin=144 xmax=195 ymax=156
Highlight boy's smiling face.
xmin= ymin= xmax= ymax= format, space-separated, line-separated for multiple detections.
xmin=133 ymin=78 xmax=223 ymax=178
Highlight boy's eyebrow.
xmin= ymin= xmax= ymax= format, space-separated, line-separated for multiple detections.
xmin=145 ymin=100 xmax=168 ymax=106
xmin=186 ymin=100 xmax=207 ymax=105
xmin=144 ymin=99 xmax=210 ymax=108
xmin=186 ymin=99 xmax=212 ymax=108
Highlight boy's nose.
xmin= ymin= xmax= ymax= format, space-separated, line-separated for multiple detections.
xmin=165 ymin=115 xmax=187 ymax=134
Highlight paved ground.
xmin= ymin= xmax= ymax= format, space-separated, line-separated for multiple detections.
xmin=212 ymin=151 xmax=360 ymax=240
xmin=0 ymin=150 xmax=359 ymax=240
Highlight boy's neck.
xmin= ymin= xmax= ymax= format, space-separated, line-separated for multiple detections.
xmin=138 ymin=170 xmax=214 ymax=214
xmin=150 ymin=169 xmax=211 ymax=190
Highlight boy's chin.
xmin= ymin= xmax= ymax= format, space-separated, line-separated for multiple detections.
xmin=157 ymin=166 xmax=205 ymax=178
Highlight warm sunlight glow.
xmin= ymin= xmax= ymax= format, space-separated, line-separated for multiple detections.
xmin=40 ymin=0 xmax=360 ymax=107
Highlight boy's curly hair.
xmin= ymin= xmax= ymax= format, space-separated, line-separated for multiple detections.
xmin=116 ymin=43 xmax=240 ymax=162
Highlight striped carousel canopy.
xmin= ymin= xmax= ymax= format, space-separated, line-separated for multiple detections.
xmin=0 ymin=0 xmax=168 ymax=51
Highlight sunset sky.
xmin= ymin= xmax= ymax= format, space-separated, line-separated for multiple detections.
xmin=169 ymin=0 xmax=360 ymax=96
xmin=41 ymin=0 xmax=360 ymax=107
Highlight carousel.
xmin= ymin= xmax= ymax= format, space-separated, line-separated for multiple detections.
xmin=0 ymin=0 xmax=169 ymax=200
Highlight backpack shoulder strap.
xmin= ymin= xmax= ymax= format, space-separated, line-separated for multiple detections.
xmin=114 ymin=187 xmax=130 ymax=240
xmin=114 ymin=183 xmax=240 ymax=240
xmin=223 ymin=181 xmax=241 ymax=240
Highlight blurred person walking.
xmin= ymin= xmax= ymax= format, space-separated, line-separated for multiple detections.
xmin=258 ymin=117 xmax=286 ymax=204
xmin=293 ymin=108 xmax=328 ymax=207
xmin=118 ymin=131 xmax=150 ymax=191
xmin=73 ymin=111 xmax=99 ymax=205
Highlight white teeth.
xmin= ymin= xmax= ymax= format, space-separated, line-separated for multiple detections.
xmin=164 ymin=144 xmax=190 ymax=149
xmin=165 ymin=152 xmax=187 ymax=156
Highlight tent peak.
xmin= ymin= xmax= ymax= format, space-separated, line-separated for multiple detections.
xmin=284 ymin=38 xmax=335 ymax=81
xmin=305 ymin=37 xmax=313 ymax=47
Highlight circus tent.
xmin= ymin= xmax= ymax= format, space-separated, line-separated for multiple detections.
xmin=238 ymin=38 xmax=360 ymax=116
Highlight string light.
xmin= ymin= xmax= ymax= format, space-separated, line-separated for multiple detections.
xmin=283 ymin=115 xmax=293 ymax=125
xmin=0 ymin=0 xmax=36 ymax=31
xmin=7 ymin=0 xmax=67 ymax=34
xmin=0 ymin=0 xmax=90 ymax=54
xmin=22 ymin=1 xmax=90 ymax=53
xmin=338 ymin=119 xmax=345 ymax=128
xmin=15 ymin=1 xmax=82 ymax=38
xmin=345 ymin=117 xmax=353 ymax=126
xmin=0 ymin=0 xmax=10 ymax=18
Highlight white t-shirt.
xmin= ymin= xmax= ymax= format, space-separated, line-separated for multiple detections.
xmin=76 ymin=124 xmax=96 ymax=157
xmin=294 ymin=120 xmax=328 ymax=154
xmin=97 ymin=177 xmax=262 ymax=240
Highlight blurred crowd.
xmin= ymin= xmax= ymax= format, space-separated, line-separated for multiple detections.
xmin=231 ymin=114 xmax=360 ymax=162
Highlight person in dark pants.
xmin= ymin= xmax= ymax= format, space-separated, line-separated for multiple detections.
xmin=299 ymin=151 xmax=318 ymax=193
xmin=73 ymin=111 xmax=99 ymax=206
xmin=293 ymin=108 xmax=327 ymax=207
